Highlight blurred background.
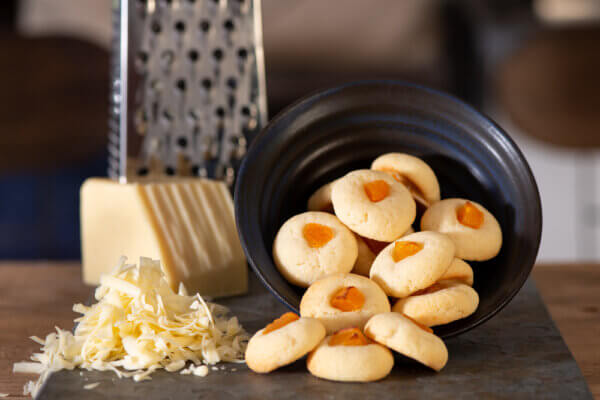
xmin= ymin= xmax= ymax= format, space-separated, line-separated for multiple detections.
xmin=0 ymin=0 xmax=599 ymax=262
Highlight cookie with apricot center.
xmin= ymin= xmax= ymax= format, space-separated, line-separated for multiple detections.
xmin=420 ymin=198 xmax=502 ymax=261
xmin=369 ymin=231 xmax=455 ymax=298
xmin=300 ymin=273 xmax=390 ymax=334
xmin=306 ymin=328 xmax=394 ymax=382
xmin=331 ymin=169 xmax=416 ymax=241
xmin=273 ymin=211 xmax=358 ymax=287
xmin=246 ymin=313 xmax=326 ymax=373
xmin=352 ymin=227 xmax=415 ymax=277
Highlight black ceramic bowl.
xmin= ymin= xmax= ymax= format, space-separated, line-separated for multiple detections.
xmin=235 ymin=81 xmax=542 ymax=338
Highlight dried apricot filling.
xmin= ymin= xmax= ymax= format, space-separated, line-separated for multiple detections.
xmin=329 ymin=328 xmax=371 ymax=346
xmin=362 ymin=236 xmax=389 ymax=255
xmin=364 ymin=180 xmax=390 ymax=202
xmin=263 ymin=312 xmax=299 ymax=334
xmin=330 ymin=286 xmax=365 ymax=312
xmin=402 ymin=313 xmax=433 ymax=334
xmin=456 ymin=201 xmax=484 ymax=229
xmin=303 ymin=223 xmax=334 ymax=248
xmin=412 ymin=283 xmax=444 ymax=296
xmin=392 ymin=241 xmax=424 ymax=262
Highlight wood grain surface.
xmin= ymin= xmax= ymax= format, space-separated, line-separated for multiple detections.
xmin=0 ymin=263 xmax=598 ymax=399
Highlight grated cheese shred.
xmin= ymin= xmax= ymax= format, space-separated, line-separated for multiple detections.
xmin=13 ymin=257 xmax=248 ymax=398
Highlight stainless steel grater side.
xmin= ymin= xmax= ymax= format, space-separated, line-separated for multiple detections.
xmin=109 ymin=0 xmax=267 ymax=186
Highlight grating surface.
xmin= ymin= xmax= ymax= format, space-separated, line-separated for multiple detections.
xmin=109 ymin=0 xmax=266 ymax=185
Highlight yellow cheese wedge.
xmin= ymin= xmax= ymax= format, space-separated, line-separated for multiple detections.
xmin=80 ymin=178 xmax=247 ymax=297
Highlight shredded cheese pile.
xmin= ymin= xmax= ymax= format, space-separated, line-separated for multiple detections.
xmin=13 ymin=257 xmax=248 ymax=397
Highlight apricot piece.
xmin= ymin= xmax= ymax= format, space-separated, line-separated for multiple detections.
xmin=303 ymin=223 xmax=334 ymax=248
xmin=392 ymin=241 xmax=424 ymax=262
xmin=402 ymin=313 xmax=433 ymax=334
xmin=263 ymin=312 xmax=299 ymax=334
xmin=456 ymin=201 xmax=484 ymax=229
xmin=329 ymin=328 xmax=371 ymax=346
xmin=362 ymin=237 xmax=389 ymax=255
xmin=364 ymin=180 xmax=390 ymax=202
xmin=412 ymin=283 xmax=444 ymax=297
xmin=330 ymin=286 xmax=365 ymax=312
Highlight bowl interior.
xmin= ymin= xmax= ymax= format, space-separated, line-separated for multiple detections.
xmin=235 ymin=81 xmax=542 ymax=338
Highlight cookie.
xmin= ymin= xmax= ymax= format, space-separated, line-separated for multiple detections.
xmin=392 ymin=281 xmax=479 ymax=327
xmin=439 ymin=258 xmax=473 ymax=286
xmin=306 ymin=328 xmax=394 ymax=382
xmin=300 ymin=273 xmax=390 ymax=334
xmin=352 ymin=227 xmax=415 ymax=277
xmin=307 ymin=180 xmax=337 ymax=212
xmin=365 ymin=312 xmax=448 ymax=371
xmin=351 ymin=235 xmax=378 ymax=277
xmin=246 ymin=313 xmax=326 ymax=373
xmin=273 ymin=211 xmax=358 ymax=287
xmin=369 ymin=231 xmax=455 ymax=298
xmin=331 ymin=169 xmax=416 ymax=241
xmin=371 ymin=153 xmax=440 ymax=206
xmin=420 ymin=198 xmax=502 ymax=261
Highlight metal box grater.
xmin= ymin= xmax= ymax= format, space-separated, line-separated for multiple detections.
xmin=109 ymin=0 xmax=267 ymax=186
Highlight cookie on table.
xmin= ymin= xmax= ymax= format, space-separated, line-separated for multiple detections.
xmin=392 ymin=281 xmax=479 ymax=327
xmin=365 ymin=312 xmax=448 ymax=371
xmin=439 ymin=258 xmax=474 ymax=286
xmin=420 ymin=198 xmax=502 ymax=261
xmin=307 ymin=180 xmax=338 ymax=212
xmin=307 ymin=327 xmax=394 ymax=382
xmin=352 ymin=227 xmax=415 ymax=277
xmin=371 ymin=153 xmax=440 ymax=206
xmin=331 ymin=169 xmax=416 ymax=242
xmin=273 ymin=211 xmax=358 ymax=287
xmin=369 ymin=231 xmax=455 ymax=298
xmin=300 ymin=273 xmax=390 ymax=334
xmin=246 ymin=313 xmax=326 ymax=373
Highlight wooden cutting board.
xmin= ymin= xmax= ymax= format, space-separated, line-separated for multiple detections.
xmin=37 ymin=275 xmax=592 ymax=399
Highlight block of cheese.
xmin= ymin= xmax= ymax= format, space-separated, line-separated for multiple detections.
xmin=80 ymin=177 xmax=247 ymax=298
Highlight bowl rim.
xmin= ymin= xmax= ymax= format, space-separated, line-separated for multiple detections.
xmin=235 ymin=79 xmax=542 ymax=338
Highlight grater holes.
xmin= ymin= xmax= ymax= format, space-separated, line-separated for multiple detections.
xmin=226 ymin=77 xmax=237 ymax=89
xmin=215 ymin=106 xmax=225 ymax=118
xmin=200 ymin=20 xmax=211 ymax=33
xmin=212 ymin=48 xmax=224 ymax=61
xmin=241 ymin=105 xmax=251 ymax=116
xmin=137 ymin=167 xmax=149 ymax=176
xmin=165 ymin=166 xmax=176 ymax=176
xmin=224 ymin=19 xmax=235 ymax=31
xmin=162 ymin=109 xmax=174 ymax=123
xmin=188 ymin=49 xmax=199 ymax=62
xmin=237 ymin=48 xmax=248 ymax=60
xmin=175 ymin=78 xmax=186 ymax=92
xmin=151 ymin=21 xmax=162 ymax=34
xmin=174 ymin=20 xmax=186 ymax=33
xmin=138 ymin=51 xmax=149 ymax=64
xmin=188 ymin=109 xmax=199 ymax=123
xmin=201 ymin=78 xmax=212 ymax=90
xmin=177 ymin=137 xmax=188 ymax=147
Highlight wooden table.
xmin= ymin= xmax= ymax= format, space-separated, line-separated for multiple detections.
xmin=0 ymin=263 xmax=598 ymax=399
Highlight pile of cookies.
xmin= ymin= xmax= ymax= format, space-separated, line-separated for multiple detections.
xmin=245 ymin=153 xmax=502 ymax=382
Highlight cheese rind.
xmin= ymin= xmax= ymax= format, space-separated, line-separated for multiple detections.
xmin=80 ymin=178 xmax=248 ymax=297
